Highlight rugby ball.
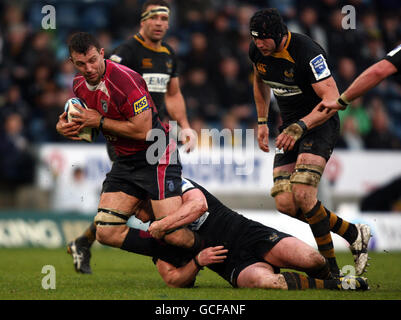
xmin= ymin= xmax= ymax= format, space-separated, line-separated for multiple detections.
xmin=64 ymin=97 xmax=99 ymax=143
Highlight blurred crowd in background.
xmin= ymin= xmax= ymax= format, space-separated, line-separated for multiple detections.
xmin=0 ymin=0 xmax=401 ymax=205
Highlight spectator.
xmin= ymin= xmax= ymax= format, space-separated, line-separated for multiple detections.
xmin=181 ymin=67 xmax=220 ymax=124
xmin=338 ymin=97 xmax=371 ymax=136
xmin=287 ymin=6 xmax=328 ymax=52
xmin=364 ymin=97 xmax=401 ymax=150
xmin=0 ymin=113 xmax=35 ymax=194
xmin=51 ymin=166 xmax=101 ymax=214
xmin=336 ymin=116 xmax=365 ymax=150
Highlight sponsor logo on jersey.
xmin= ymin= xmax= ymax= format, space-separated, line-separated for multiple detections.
xmin=109 ymin=54 xmax=122 ymax=63
xmin=256 ymin=62 xmax=267 ymax=75
xmin=133 ymin=95 xmax=150 ymax=115
xmin=142 ymin=73 xmax=171 ymax=93
xmin=263 ymin=80 xmax=303 ymax=97
xmin=309 ymin=54 xmax=331 ymax=81
xmin=142 ymin=58 xmax=153 ymax=68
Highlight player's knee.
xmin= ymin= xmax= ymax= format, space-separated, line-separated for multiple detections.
xmin=292 ymin=184 xmax=310 ymax=207
xmin=96 ymin=226 xmax=126 ymax=248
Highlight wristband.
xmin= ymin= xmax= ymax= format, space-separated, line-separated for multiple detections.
xmin=99 ymin=116 xmax=105 ymax=131
xmin=193 ymin=255 xmax=204 ymax=270
xmin=296 ymin=120 xmax=308 ymax=132
xmin=258 ymin=117 xmax=268 ymax=125
xmin=337 ymin=93 xmax=350 ymax=108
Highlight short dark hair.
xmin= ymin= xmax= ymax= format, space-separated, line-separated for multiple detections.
xmin=141 ymin=0 xmax=170 ymax=13
xmin=68 ymin=32 xmax=101 ymax=56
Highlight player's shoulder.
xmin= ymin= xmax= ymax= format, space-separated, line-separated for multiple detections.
xmin=106 ymin=60 xmax=147 ymax=95
xmin=160 ymin=41 xmax=176 ymax=56
xmin=290 ymin=32 xmax=327 ymax=57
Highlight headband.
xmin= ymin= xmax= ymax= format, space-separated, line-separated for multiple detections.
xmin=141 ymin=6 xmax=170 ymax=21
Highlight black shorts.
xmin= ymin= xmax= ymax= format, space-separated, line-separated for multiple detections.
xmin=207 ymin=220 xmax=292 ymax=288
xmin=274 ymin=116 xmax=340 ymax=168
xmin=102 ymin=138 xmax=182 ymax=200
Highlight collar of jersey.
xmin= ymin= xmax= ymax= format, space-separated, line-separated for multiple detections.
xmin=85 ymin=59 xmax=108 ymax=91
xmin=271 ymin=31 xmax=295 ymax=63
xmin=134 ymin=33 xmax=171 ymax=54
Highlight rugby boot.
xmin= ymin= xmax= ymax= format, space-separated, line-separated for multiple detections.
xmin=67 ymin=240 xmax=92 ymax=274
xmin=349 ymin=224 xmax=371 ymax=275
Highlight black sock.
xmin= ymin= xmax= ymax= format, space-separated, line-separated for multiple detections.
xmin=76 ymin=222 xmax=97 ymax=248
xmin=326 ymin=207 xmax=358 ymax=244
xmin=120 ymin=228 xmax=159 ymax=256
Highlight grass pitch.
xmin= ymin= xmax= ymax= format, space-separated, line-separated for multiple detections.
xmin=0 ymin=247 xmax=400 ymax=300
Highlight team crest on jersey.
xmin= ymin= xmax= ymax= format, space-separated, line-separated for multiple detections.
xmin=101 ymin=99 xmax=108 ymax=113
xmin=166 ymin=60 xmax=173 ymax=73
xmin=256 ymin=62 xmax=267 ymax=75
xmin=142 ymin=58 xmax=153 ymax=68
xmin=133 ymin=95 xmax=150 ymax=115
xmin=284 ymin=68 xmax=294 ymax=82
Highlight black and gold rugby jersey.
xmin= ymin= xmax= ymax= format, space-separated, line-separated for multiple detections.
xmin=110 ymin=33 xmax=178 ymax=119
xmin=249 ymin=32 xmax=337 ymax=126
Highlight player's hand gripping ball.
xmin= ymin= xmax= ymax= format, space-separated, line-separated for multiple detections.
xmin=64 ymin=98 xmax=99 ymax=142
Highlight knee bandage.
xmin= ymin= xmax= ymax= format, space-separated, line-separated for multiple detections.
xmin=94 ymin=208 xmax=129 ymax=226
xmin=290 ymin=164 xmax=324 ymax=187
xmin=270 ymin=171 xmax=292 ymax=197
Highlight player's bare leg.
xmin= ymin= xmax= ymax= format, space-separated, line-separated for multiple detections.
xmin=95 ymin=191 xmax=142 ymax=247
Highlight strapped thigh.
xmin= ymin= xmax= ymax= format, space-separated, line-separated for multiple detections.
xmin=290 ymin=164 xmax=324 ymax=187
xmin=270 ymin=171 xmax=292 ymax=197
xmin=94 ymin=208 xmax=130 ymax=226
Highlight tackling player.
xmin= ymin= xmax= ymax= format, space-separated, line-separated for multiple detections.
xmin=120 ymin=178 xmax=369 ymax=291
xmin=249 ymin=8 xmax=371 ymax=277
xmin=56 ymin=32 xmax=203 ymax=273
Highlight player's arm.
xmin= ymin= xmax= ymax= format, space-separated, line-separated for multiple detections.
xmin=305 ymin=76 xmax=339 ymax=128
xmin=156 ymin=246 xmax=228 ymax=288
xmin=317 ymin=59 xmax=398 ymax=111
xmin=253 ymin=65 xmax=271 ymax=152
xmin=148 ymin=188 xmax=208 ymax=239
xmin=71 ymin=105 xmax=152 ymax=140
xmin=275 ymin=76 xmax=339 ymax=152
xmin=165 ymin=77 xmax=190 ymax=129
xmin=165 ymin=77 xmax=196 ymax=152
